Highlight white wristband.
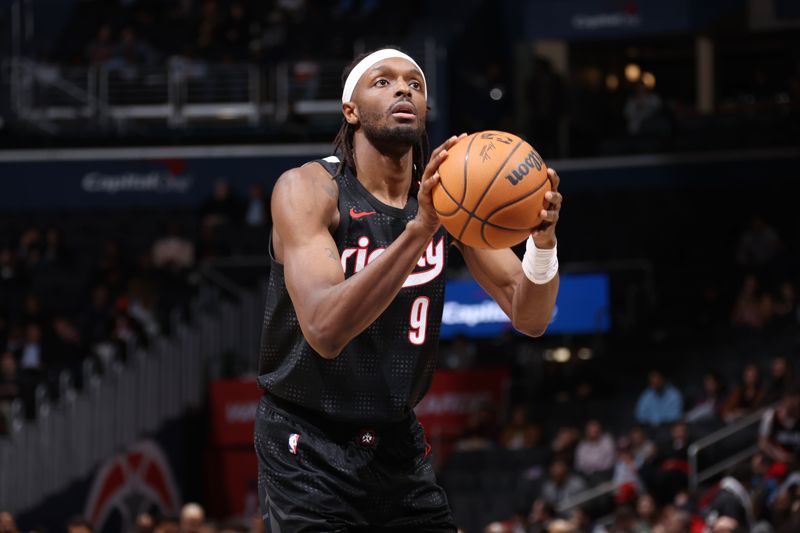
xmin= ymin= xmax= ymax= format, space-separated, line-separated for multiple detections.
xmin=522 ymin=236 xmax=558 ymax=284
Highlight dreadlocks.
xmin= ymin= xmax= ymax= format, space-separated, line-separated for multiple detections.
xmin=332 ymin=48 xmax=430 ymax=184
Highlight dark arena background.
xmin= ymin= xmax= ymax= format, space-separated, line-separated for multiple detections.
xmin=1 ymin=1 xmax=800 ymax=532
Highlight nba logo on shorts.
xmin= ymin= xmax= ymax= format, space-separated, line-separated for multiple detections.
xmin=288 ymin=433 xmax=300 ymax=455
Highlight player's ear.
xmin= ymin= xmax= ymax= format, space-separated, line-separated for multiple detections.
xmin=342 ymin=102 xmax=359 ymax=126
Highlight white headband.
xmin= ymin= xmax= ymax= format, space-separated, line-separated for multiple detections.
xmin=341 ymin=49 xmax=427 ymax=104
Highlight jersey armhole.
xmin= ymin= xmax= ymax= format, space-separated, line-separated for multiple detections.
xmin=267 ymin=229 xmax=280 ymax=265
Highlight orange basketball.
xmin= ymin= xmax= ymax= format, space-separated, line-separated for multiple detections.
xmin=432 ymin=131 xmax=551 ymax=249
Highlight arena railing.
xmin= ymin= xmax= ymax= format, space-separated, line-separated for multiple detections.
xmin=687 ymin=406 xmax=769 ymax=493
xmin=554 ymin=407 xmax=771 ymax=516
xmin=0 ymin=284 xmax=253 ymax=515
xmin=4 ymin=39 xmax=440 ymax=134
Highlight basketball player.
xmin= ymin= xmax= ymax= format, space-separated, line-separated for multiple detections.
xmin=256 ymin=48 xmax=563 ymax=532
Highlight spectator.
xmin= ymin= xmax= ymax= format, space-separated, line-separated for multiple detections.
xmin=0 ymin=351 xmax=20 ymax=401
xmin=42 ymin=226 xmax=71 ymax=267
xmin=737 ymin=217 xmax=780 ymax=270
xmin=709 ymin=516 xmax=744 ymax=533
xmin=635 ymin=371 xmax=683 ymax=426
xmin=87 ymin=25 xmax=114 ymax=65
xmin=636 ymin=494 xmax=659 ymax=532
xmin=629 ymin=426 xmax=658 ymax=469
xmin=21 ymin=294 xmax=44 ymax=325
xmin=201 ymin=180 xmax=241 ymax=229
xmin=707 ymin=465 xmax=754 ymax=531
xmin=48 ymin=315 xmax=86 ymax=367
xmin=249 ymin=512 xmax=265 ymax=533
xmin=154 ymin=516 xmax=179 ymax=533
xmin=0 ymin=512 xmax=19 ymax=533
xmin=3 ymin=323 xmax=23 ymax=354
xmin=613 ymin=441 xmax=645 ymax=498
xmin=540 ymin=459 xmax=587 ymax=508
xmin=180 ymin=503 xmax=205 ymax=533
xmin=685 ymin=371 xmax=726 ymax=423
xmin=546 ymin=519 xmax=575 ymax=533
xmin=152 ymin=222 xmax=195 ymax=271
xmin=758 ymin=388 xmax=800 ymax=465
xmin=574 ymin=419 xmax=616 ymax=478
xmin=773 ymin=282 xmax=798 ymax=328
xmin=723 ymin=364 xmax=766 ymax=422
xmin=654 ymin=422 xmax=691 ymax=504
xmin=221 ymin=1 xmax=252 ymax=61
xmin=764 ymin=356 xmax=795 ymax=405
xmin=65 ymin=516 xmax=93 ymax=533
xmin=1 ymin=247 xmax=26 ymax=315
xmin=440 ymin=335 xmax=477 ymax=369
xmin=551 ymin=426 xmax=581 ymax=464
xmin=623 ymin=81 xmax=662 ymax=135
xmin=731 ymin=276 xmax=773 ymax=330
xmin=499 ymin=405 xmax=542 ymax=450
xmin=109 ymin=27 xmax=158 ymax=70
xmin=19 ymin=322 xmax=44 ymax=371
xmin=654 ymin=507 xmax=690 ymax=533
xmin=245 ymin=183 xmax=270 ymax=228
xmin=127 ymin=278 xmax=160 ymax=339
xmin=81 ymin=284 xmax=113 ymax=347
xmin=527 ymin=499 xmax=556 ymax=533
xmin=134 ymin=512 xmax=155 ymax=533
xmin=17 ymin=227 xmax=42 ymax=265
xmin=454 ymin=402 xmax=497 ymax=452
xmin=603 ymin=505 xmax=639 ymax=533
xmin=749 ymin=451 xmax=781 ymax=508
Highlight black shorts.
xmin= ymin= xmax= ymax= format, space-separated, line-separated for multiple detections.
xmin=254 ymin=394 xmax=456 ymax=533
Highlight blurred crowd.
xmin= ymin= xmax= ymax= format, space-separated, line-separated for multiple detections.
xmin=0 ymin=179 xmax=270 ymax=434
xmin=447 ymin=357 xmax=800 ymax=533
xmin=0 ymin=502 xmax=264 ymax=533
xmin=52 ymin=0 xmax=413 ymax=67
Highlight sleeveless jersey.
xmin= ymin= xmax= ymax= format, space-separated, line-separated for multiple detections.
xmin=760 ymin=407 xmax=800 ymax=456
xmin=257 ymin=156 xmax=448 ymax=423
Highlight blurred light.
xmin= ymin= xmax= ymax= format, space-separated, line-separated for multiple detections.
xmin=585 ymin=67 xmax=602 ymax=87
xmin=642 ymin=71 xmax=656 ymax=89
xmin=553 ymin=347 xmax=571 ymax=363
xmin=544 ymin=349 xmax=554 ymax=362
xmin=624 ymin=63 xmax=641 ymax=82
xmin=217 ymin=108 xmax=242 ymax=119
xmin=489 ymin=87 xmax=503 ymax=101
xmin=605 ymin=74 xmax=619 ymax=91
xmin=577 ymin=347 xmax=593 ymax=360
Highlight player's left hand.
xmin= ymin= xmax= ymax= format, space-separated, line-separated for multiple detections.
xmin=531 ymin=167 xmax=562 ymax=249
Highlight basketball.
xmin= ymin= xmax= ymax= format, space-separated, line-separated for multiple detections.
xmin=432 ymin=131 xmax=551 ymax=249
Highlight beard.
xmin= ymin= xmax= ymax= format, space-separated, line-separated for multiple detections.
xmin=360 ymin=110 xmax=425 ymax=147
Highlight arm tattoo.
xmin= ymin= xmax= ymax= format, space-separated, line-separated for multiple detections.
xmin=325 ymin=247 xmax=338 ymax=262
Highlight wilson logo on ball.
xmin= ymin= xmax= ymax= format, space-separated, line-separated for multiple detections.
xmin=505 ymin=151 xmax=544 ymax=186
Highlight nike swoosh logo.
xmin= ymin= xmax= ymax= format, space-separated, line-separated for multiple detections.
xmin=350 ymin=207 xmax=377 ymax=219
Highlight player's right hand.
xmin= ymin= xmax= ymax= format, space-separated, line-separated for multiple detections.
xmin=414 ymin=133 xmax=467 ymax=235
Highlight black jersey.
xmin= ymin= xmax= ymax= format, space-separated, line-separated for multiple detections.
xmin=258 ymin=156 xmax=448 ymax=423
xmin=760 ymin=407 xmax=800 ymax=456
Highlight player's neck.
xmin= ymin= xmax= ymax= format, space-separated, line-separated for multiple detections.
xmin=353 ymin=134 xmax=413 ymax=209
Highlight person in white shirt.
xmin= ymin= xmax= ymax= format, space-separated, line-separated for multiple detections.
xmin=575 ymin=419 xmax=616 ymax=477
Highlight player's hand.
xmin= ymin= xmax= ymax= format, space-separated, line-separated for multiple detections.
xmin=531 ymin=167 xmax=562 ymax=249
xmin=414 ymin=133 xmax=467 ymax=235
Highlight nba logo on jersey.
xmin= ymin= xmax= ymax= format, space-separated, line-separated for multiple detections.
xmin=288 ymin=433 xmax=300 ymax=455
xmin=358 ymin=429 xmax=376 ymax=447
